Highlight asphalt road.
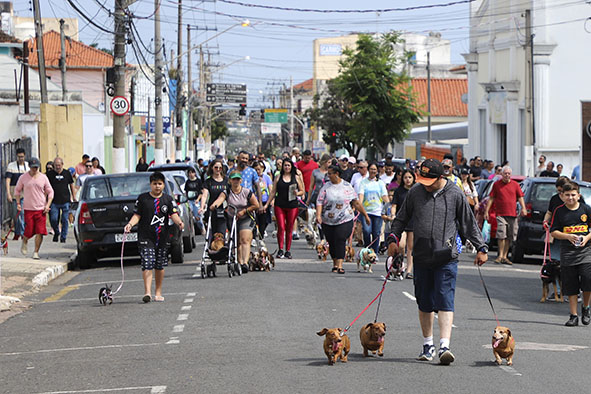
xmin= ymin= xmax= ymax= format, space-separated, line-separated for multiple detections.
xmin=1 ymin=235 xmax=591 ymax=394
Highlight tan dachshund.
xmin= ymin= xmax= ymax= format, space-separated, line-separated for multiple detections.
xmin=316 ymin=240 xmax=329 ymax=261
xmin=317 ymin=328 xmax=350 ymax=365
xmin=345 ymin=245 xmax=355 ymax=262
xmin=210 ymin=232 xmax=225 ymax=252
xmin=492 ymin=326 xmax=515 ymax=366
xmin=359 ymin=322 xmax=386 ymax=357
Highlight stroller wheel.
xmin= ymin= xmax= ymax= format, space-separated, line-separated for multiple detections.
xmin=212 ymin=263 xmax=217 ymax=277
xmin=201 ymin=263 xmax=206 ymax=279
xmin=235 ymin=262 xmax=242 ymax=276
xmin=227 ymin=264 xmax=233 ymax=278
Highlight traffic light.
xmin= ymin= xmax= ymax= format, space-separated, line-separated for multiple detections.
xmin=260 ymin=109 xmax=265 ymax=120
xmin=239 ymin=103 xmax=246 ymax=116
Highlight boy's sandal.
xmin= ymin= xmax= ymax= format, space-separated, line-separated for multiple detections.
xmin=142 ymin=294 xmax=152 ymax=303
xmin=337 ymin=268 xmax=345 ymax=274
xmin=153 ymin=296 xmax=165 ymax=302
xmin=331 ymin=267 xmax=338 ymax=272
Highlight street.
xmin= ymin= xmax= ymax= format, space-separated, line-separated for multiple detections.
xmin=1 ymin=237 xmax=591 ymax=394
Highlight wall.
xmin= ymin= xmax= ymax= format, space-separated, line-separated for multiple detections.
xmin=38 ymin=103 xmax=83 ymax=168
xmin=83 ymin=112 xmax=105 ymax=165
xmin=0 ymin=102 xmax=19 ymax=141
xmin=46 ymin=69 xmax=104 ymax=109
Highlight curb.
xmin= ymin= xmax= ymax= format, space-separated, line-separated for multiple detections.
xmin=0 ymin=296 xmax=21 ymax=312
xmin=31 ymin=262 xmax=69 ymax=289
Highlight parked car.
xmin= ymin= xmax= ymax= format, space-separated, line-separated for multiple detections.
xmin=163 ymin=172 xmax=197 ymax=254
xmin=72 ymin=172 xmax=190 ymax=269
xmin=512 ymin=177 xmax=591 ymax=262
xmin=148 ymin=163 xmax=198 ymax=188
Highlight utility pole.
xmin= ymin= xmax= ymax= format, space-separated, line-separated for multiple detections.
xmin=198 ymin=45 xmax=204 ymax=158
xmin=525 ymin=9 xmax=535 ymax=148
xmin=175 ymin=0 xmax=183 ymax=160
xmin=289 ymin=75 xmax=294 ymax=148
xmin=112 ymin=0 xmax=127 ymax=173
xmin=154 ymin=0 xmax=164 ymax=165
xmin=23 ymin=42 xmax=30 ymax=114
xmin=186 ymin=24 xmax=193 ymax=160
xmin=31 ymin=0 xmax=47 ymax=103
xmin=427 ymin=51 xmax=432 ymax=143
xmin=59 ymin=19 xmax=67 ymax=102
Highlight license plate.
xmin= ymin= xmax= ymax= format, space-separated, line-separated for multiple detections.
xmin=115 ymin=233 xmax=137 ymax=242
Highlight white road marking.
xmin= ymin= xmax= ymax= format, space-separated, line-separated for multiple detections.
xmin=499 ymin=365 xmax=522 ymax=376
xmin=181 ymin=305 xmax=191 ymax=311
xmin=186 ymin=292 xmax=196 ymax=296
xmin=166 ymin=337 xmax=179 ymax=345
xmin=40 ymin=293 xmax=188 ymax=303
xmin=183 ymin=298 xmax=194 ymax=303
xmin=402 ymin=291 xmax=415 ymax=301
xmin=0 ymin=343 xmax=161 ymax=357
xmin=172 ymin=325 xmax=184 ymax=333
xmin=192 ymin=274 xmax=199 ymax=278
xmin=36 ymin=386 xmax=166 ymax=394
xmin=483 ymin=342 xmax=589 ymax=351
xmin=459 ymin=265 xmax=538 ymax=274
xmin=177 ymin=314 xmax=188 ymax=321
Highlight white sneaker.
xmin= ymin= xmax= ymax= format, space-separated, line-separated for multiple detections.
xmin=21 ymin=241 xmax=28 ymax=256
xmin=32 ymin=252 xmax=40 ymax=260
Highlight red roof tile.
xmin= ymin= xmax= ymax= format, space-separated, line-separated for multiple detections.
xmin=0 ymin=31 xmax=21 ymax=43
xmin=294 ymin=78 xmax=313 ymax=92
xmin=410 ymin=78 xmax=467 ymax=117
xmin=27 ymin=30 xmax=113 ymax=69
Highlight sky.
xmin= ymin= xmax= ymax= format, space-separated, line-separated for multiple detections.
xmin=19 ymin=0 xmax=475 ymax=108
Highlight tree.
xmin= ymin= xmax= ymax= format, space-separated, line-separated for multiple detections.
xmin=305 ymin=80 xmax=362 ymax=156
xmin=211 ymin=119 xmax=228 ymax=142
xmin=333 ymin=33 xmax=423 ymax=157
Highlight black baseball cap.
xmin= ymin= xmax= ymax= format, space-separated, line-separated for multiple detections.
xmin=416 ymin=158 xmax=444 ymax=186
xmin=385 ymin=152 xmax=393 ymax=159
xmin=28 ymin=157 xmax=41 ymax=168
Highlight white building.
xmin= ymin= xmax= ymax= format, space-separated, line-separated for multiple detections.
xmin=463 ymin=0 xmax=590 ymax=176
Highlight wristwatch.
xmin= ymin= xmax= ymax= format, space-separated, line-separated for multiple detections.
xmin=478 ymin=245 xmax=489 ymax=254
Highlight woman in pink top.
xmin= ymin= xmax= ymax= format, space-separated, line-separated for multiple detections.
xmin=14 ymin=158 xmax=54 ymax=260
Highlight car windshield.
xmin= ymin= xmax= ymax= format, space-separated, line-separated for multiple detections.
xmin=82 ymin=176 xmax=152 ymax=200
xmin=580 ymin=186 xmax=591 ymax=202
xmin=531 ymin=183 xmax=556 ymax=204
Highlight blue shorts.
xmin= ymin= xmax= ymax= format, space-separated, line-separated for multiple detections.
xmin=139 ymin=245 xmax=169 ymax=271
xmin=413 ymin=261 xmax=458 ymax=312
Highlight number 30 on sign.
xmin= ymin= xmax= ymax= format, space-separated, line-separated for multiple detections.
xmin=110 ymin=96 xmax=130 ymax=116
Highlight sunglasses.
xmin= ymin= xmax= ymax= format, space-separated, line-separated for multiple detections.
xmin=85 ymin=165 xmax=92 ymax=167
xmin=213 ymin=166 xmax=222 ymax=169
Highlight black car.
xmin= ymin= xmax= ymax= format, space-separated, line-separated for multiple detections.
xmin=73 ymin=173 xmax=185 ymax=269
xmin=512 ymin=177 xmax=591 ymax=262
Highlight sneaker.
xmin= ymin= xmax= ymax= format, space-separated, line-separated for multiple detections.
xmin=32 ymin=252 xmax=40 ymax=260
xmin=582 ymin=306 xmax=591 ymax=326
xmin=241 ymin=264 xmax=249 ymax=273
xmin=417 ymin=344 xmax=436 ymax=361
xmin=277 ymin=249 xmax=284 ymax=259
xmin=60 ymin=238 xmax=66 ymax=243
xmin=405 ymin=273 xmax=414 ymax=280
xmin=438 ymin=347 xmax=455 ymax=365
xmin=251 ymin=239 xmax=257 ymax=247
xmin=292 ymin=233 xmax=300 ymax=240
xmin=284 ymin=251 xmax=292 ymax=259
xmin=53 ymin=233 xmax=59 ymax=242
xmin=12 ymin=234 xmax=20 ymax=241
xmin=21 ymin=241 xmax=28 ymax=256
xmin=565 ymin=314 xmax=579 ymax=327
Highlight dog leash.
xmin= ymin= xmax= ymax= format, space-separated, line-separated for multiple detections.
xmin=541 ymin=203 xmax=564 ymax=275
xmin=111 ymin=231 xmax=127 ymax=296
xmin=1 ymin=208 xmax=21 ymax=253
xmin=477 ymin=264 xmax=501 ymax=327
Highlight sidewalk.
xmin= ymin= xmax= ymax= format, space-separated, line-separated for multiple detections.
xmin=0 ymin=227 xmax=75 ymax=312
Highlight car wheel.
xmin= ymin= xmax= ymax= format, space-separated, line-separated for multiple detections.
xmin=512 ymin=242 xmax=525 ymax=263
xmin=75 ymin=249 xmax=96 ymax=270
xmin=171 ymin=242 xmax=184 ymax=264
xmin=183 ymin=236 xmax=193 ymax=253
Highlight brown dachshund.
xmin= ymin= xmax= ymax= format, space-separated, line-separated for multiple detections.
xmin=317 ymin=328 xmax=350 ymax=365
xmin=345 ymin=245 xmax=355 ymax=262
xmin=210 ymin=232 xmax=225 ymax=252
xmin=359 ymin=322 xmax=386 ymax=357
xmin=316 ymin=240 xmax=329 ymax=261
xmin=492 ymin=326 xmax=515 ymax=366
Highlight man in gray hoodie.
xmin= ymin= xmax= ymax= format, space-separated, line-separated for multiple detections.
xmin=387 ymin=158 xmax=489 ymax=365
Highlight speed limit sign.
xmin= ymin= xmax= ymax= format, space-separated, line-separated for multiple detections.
xmin=110 ymin=96 xmax=130 ymax=116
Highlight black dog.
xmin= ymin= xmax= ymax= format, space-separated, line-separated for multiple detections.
xmin=540 ymin=260 xmax=562 ymax=303
xmin=99 ymin=284 xmax=113 ymax=305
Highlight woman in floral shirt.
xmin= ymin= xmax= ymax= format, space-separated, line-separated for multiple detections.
xmin=316 ymin=163 xmax=370 ymax=274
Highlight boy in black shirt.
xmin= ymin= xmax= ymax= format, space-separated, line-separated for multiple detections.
xmin=125 ymin=172 xmax=184 ymax=303
xmin=550 ymin=182 xmax=591 ymax=326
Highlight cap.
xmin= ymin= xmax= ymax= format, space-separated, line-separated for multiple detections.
xmin=229 ymin=171 xmax=242 ymax=179
xmin=348 ymin=156 xmax=356 ymax=164
xmin=416 ymin=158 xmax=444 ymax=186
xmin=28 ymin=157 xmax=41 ymax=168
xmin=385 ymin=152 xmax=393 ymax=159
xmin=460 ymin=168 xmax=470 ymax=175
xmin=339 ymin=154 xmax=348 ymax=161
xmin=442 ymin=159 xmax=453 ymax=167
xmin=377 ymin=160 xmax=385 ymax=167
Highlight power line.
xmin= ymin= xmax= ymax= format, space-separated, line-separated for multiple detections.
xmin=65 ymin=0 xmax=114 ymax=34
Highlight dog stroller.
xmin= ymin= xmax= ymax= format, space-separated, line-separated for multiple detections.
xmin=200 ymin=206 xmax=242 ymax=278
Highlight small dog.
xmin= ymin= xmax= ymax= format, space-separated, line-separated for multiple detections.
xmin=492 ymin=326 xmax=515 ymax=366
xmin=98 ymin=284 xmax=113 ymax=305
xmin=1 ymin=233 xmax=8 ymax=255
xmin=356 ymin=248 xmax=377 ymax=273
xmin=386 ymin=254 xmax=407 ymax=281
xmin=210 ymin=232 xmax=225 ymax=252
xmin=345 ymin=244 xmax=355 ymax=262
xmin=317 ymin=328 xmax=350 ymax=365
xmin=359 ymin=322 xmax=386 ymax=357
xmin=303 ymin=227 xmax=318 ymax=248
xmin=316 ymin=240 xmax=329 ymax=261
xmin=250 ymin=247 xmax=275 ymax=271
xmin=540 ymin=259 xmax=562 ymax=303
xmin=353 ymin=222 xmax=364 ymax=246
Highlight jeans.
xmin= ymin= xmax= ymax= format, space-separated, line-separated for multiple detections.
xmin=11 ymin=198 xmax=25 ymax=235
xmin=362 ymin=214 xmax=383 ymax=254
xmin=50 ymin=202 xmax=70 ymax=240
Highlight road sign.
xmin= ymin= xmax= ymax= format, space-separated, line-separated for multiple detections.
xmin=146 ymin=116 xmax=171 ymax=134
xmin=110 ymin=96 xmax=129 ymax=116
xmin=215 ymin=108 xmax=241 ymax=121
xmin=264 ymin=109 xmax=288 ymax=124
xmin=206 ymin=83 xmax=246 ymax=104
xmin=261 ymin=123 xmax=281 ymax=135
xmin=174 ymin=126 xmax=183 ymax=137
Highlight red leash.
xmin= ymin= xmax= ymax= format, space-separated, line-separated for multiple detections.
xmin=341 ymin=275 xmax=389 ymax=335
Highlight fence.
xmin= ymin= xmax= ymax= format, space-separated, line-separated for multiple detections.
xmin=1 ymin=138 xmax=33 ymax=228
